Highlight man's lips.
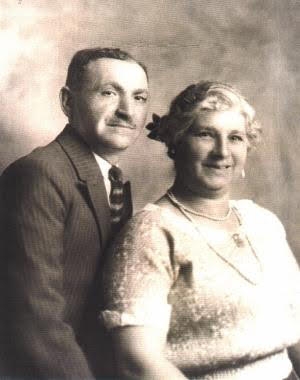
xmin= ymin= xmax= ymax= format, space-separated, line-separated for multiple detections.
xmin=108 ymin=122 xmax=135 ymax=129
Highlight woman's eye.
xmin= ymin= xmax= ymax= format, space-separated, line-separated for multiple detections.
xmin=230 ymin=135 xmax=244 ymax=142
xmin=197 ymin=131 xmax=213 ymax=138
xmin=101 ymin=90 xmax=116 ymax=96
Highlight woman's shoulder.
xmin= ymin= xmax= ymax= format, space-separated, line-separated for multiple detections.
xmin=112 ymin=203 xmax=184 ymax=258
xmin=233 ymin=199 xmax=279 ymax=219
xmin=120 ymin=202 xmax=195 ymax=243
xmin=232 ymin=199 xmax=286 ymax=235
xmin=122 ymin=203 xmax=175 ymax=233
xmin=134 ymin=203 xmax=171 ymax=221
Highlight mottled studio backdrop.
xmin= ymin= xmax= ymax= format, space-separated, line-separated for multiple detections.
xmin=1 ymin=0 xmax=300 ymax=259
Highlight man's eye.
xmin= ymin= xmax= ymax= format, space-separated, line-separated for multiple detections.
xmin=135 ymin=95 xmax=148 ymax=103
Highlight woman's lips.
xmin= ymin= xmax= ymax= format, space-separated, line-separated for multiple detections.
xmin=203 ymin=163 xmax=231 ymax=169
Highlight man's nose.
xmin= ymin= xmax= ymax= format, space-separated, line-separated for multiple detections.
xmin=116 ymin=95 xmax=132 ymax=118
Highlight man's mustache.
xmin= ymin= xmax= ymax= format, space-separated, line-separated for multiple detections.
xmin=107 ymin=117 xmax=135 ymax=129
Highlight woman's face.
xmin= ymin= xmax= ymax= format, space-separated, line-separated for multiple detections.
xmin=175 ymin=109 xmax=248 ymax=197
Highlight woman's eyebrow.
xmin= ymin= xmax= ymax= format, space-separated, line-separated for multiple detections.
xmin=230 ymin=129 xmax=247 ymax=135
xmin=192 ymin=125 xmax=215 ymax=130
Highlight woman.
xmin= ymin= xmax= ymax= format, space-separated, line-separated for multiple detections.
xmin=100 ymin=81 xmax=300 ymax=379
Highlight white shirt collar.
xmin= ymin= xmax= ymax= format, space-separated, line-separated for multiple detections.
xmin=92 ymin=153 xmax=113 ymax=200
xmin=93 ymin=153 xmax=112 ymax=178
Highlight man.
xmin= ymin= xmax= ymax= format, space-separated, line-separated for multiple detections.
xmin=0 ymin=47 xmax=149 ymax=379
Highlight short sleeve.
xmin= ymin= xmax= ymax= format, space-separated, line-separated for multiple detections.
xmin=100 ymin=206 xmax=175 ymax=332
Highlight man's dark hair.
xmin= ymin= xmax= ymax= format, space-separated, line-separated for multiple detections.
xmin=65 ymin=47 xmax=148 ymax=90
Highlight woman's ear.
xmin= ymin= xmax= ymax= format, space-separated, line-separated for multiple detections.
xmin=59 ymin=86 xmax=73 ymax=119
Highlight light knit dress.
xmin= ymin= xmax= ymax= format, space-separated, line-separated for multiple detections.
xmin=101 ymin=200 xmax=300 ymax=379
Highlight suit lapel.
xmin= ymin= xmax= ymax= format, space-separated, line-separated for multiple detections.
xmin=56 ymin=125 xmax=111 ymax=248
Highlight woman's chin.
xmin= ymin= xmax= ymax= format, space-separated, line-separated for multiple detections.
xmin=186 ymin=182 xmax=230 ymax=198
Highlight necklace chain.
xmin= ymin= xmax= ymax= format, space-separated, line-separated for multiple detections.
xmin=166 ymin=190 xmax=263 ymax=286
xmin=167 ymin=190 xmax=232 ymax=221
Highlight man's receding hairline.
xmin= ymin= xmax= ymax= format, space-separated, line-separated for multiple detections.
xmin=71 ymin=58 xmax=148 ymax=92
xmin=85 ymin=56 xmax=147 ymax=72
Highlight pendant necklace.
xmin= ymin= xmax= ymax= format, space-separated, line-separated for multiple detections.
xmin=166 ymin=190 xmax=263 ymax=286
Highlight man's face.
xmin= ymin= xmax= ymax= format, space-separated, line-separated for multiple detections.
xmin=70 ymin=58 xmax=149 ymax=159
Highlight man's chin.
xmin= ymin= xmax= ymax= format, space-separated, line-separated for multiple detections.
xmin=92 ymin=138 xmax=134 ymax=157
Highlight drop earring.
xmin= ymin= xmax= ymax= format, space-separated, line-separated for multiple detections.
xmin=169 ymin=146 xmax=176 ymax=158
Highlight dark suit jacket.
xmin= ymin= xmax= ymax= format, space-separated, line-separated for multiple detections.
xmin=0 ymin=125 xmax=119 ymax=379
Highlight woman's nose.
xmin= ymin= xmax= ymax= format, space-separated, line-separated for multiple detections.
xmin=213 ymin=137 xmax=229 ymax=157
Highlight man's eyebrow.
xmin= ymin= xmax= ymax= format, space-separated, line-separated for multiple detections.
xmin=98 ymin=81 xmax=122 ymax=90
xmin=133 ymin=88 xmax=149 ymax=94
xmin=99 ymin=81 xmax=149 ymax=94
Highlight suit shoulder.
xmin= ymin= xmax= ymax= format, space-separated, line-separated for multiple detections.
xmin=0 ymin=140 xmax=76 ymax=209
xmin=2 ymin=140 xmax=72 ymax=179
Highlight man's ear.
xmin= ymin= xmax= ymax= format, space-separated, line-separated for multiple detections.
xmin=59 ymin=86 xmax=73 ymax=119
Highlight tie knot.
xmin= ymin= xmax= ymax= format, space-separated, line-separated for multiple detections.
xmin=109 ymin=165 xmax=123 ymax=183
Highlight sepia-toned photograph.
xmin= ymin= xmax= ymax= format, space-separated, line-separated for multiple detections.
xmin=1 ymin=1 xmax=300 ymax=379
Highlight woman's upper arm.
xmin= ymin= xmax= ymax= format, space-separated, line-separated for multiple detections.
xmin=111 ymin=326 xmax=187 ymax=380
xmin=112 ymin=325 xmax=166 ymax=375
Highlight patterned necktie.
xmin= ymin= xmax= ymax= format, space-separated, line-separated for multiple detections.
xmin=108 ymin=165 xmax=126 ymax=231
